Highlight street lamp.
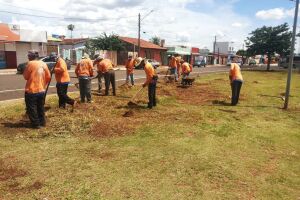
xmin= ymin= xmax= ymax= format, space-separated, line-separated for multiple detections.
xmin=138 ymin=10 xmax=154 ymax=57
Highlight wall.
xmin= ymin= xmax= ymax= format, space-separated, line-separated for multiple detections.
xmin=215 ymin=42 xmax=229 ymax=55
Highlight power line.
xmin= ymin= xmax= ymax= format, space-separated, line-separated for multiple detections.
xmin=0 ymin=10 xmax=136 ymax=22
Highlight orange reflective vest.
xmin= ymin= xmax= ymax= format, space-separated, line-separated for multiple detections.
xmin=23 ymin=60 xmax=51 ymax=94
xmin=144 ymin=62 xmax=155 ymax=85
xmin=75 ymin=58 xmax=94 ymax=77
xmin=229 ymin=63 xmax=243 ymax=82
xmin=125 ymin=58 xmax=135 ymax=74
xmin=182 ymin=62 xmax=191 ymax=74
xmin=97 ymin=59 xmax=114 ymax=73
xmin=169 ymin=56 xmax=177 ymax=68
xmin=54 ymin=57 xmax=70 ymax=83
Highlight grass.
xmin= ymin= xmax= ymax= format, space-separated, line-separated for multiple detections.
xmin=0 ymin=71 xmax=299 ymax=199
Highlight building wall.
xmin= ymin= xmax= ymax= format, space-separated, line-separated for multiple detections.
xmin=16 ymin=42 xmax=31 ymax=66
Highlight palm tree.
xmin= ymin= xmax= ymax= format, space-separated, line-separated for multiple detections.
xmin=67 ymin=24 xmax=75 ymax=39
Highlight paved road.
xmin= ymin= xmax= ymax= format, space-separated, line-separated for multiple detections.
xmin=0 ymin=65 xmax=230 ymax=101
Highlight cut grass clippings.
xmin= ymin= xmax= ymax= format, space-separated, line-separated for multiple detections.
xmin=0 ymin=71 xmax=299 ymax=199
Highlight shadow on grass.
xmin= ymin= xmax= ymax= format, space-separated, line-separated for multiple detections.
xmin=212 ymin=100 xmax=231 ymax=106
xmin=259 ymin=94 xmax=285 ymax=100
xmin=218 ymin=109 xmax=237 ymax=113
xmin=1 ymin=121 xmax=31 ymax=129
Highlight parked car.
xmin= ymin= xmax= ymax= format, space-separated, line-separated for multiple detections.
xmin=249 ymin=59 xmax=256 ymax=66
xmin=193 ymin=60 xmax=206 ymax=67
xmin=135 ymin=59 xmax=160 ymax=69
xmin=17 ymin=56 xmax=71 ymax=74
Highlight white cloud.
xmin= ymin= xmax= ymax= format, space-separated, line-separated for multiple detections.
xmin=255 ymin=5 xmax=300 ymax=20
xmin=255 ymin=8 xmax=285 ymax=20
xmin=231 ymin=22 xmax=242 ymax=27
xmin=0 ymin=0 xmax=254 ymax=50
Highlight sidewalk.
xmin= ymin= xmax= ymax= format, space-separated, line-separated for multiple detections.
xmin=0 ymin=69 xmax=17 ymax=75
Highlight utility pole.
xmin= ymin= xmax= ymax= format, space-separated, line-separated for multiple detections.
xmin=213 ymin=35 xmax=216 ymax=64
xmin=218 ymin=47 xmax=220 ymax=64
xmin=138 ymin=13 xmax=141 ymax=57
xmin=284 ymin=0 xmax=299 ymax=109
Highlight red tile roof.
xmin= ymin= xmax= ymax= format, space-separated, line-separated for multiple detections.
xmin=119 ymin=36 xmax=167 ymax=50
xmin=61 ymin=38 xmax=88 ymax=45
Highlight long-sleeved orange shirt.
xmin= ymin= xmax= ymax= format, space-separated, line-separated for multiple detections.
xmin=182 ymin=62 xmax=191 ymax=74
xmin=229 ymin=63 xmax=243 ymax=82
xmin=54 ymin=57 xmax=70 ymax=83
xmin=97 ymin=59 xmax=114 ymax=73
xmin=75 ymin=58 xmax=94 ymax=77
xmin=23 ymin=60 xmax=51 ymax=94
xmin=125 ymin=58 xmax=135 ymax=74
xmin=169 ymin=56 xmax=177 ymax=68
xmin=144 ymin=62 xmax=155 ymax=85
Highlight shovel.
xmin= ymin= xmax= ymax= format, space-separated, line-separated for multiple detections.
xmin=127 ymin=87 xmax=144 ymax=106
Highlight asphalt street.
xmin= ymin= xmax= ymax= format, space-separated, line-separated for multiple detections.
xmin=0 ymin=65 xmax=230 ymax=102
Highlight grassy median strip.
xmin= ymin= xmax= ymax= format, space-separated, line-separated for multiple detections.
xmin=0 ymin=71 xmax=299 ymax=199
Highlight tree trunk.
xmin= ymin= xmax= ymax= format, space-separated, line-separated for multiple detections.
xmin=267 ymin=54 xmax=271 ymax=71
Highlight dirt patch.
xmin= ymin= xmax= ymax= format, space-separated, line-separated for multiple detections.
xmin=0 ymin=157 xmax=27 ymax=182
xmin=90 ymin=117 xmax=136 ymax=138
xmin=175 ymin=83 xmax=227 ymax=105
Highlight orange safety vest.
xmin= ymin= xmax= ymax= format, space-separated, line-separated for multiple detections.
xmin=182 ymin=62 xmax=191 ymax=74
xmin=230 ymin=63 xmax=243 ymax=81
xmin=75 ymin=58 xmax=94 ymax=77
xmin=54 ymin=57 xmax=70 ymax=83
xmin=125 ymin=58 xmax=135 ymax=74
xmin=97 ymin=59 xmax=114 ymax=73
xmin=23 ymin=60 xmax=51 ymax=94
xmin=144 ymin=62 xmax=155 ymax=85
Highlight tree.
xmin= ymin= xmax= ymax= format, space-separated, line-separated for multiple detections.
xmin=245 ymin=23 xmax=292 ymax=71
xmin=150 ymin=36 xmax=161 ymax=45
xmin=236 ymin=49 xmax=248 ymax=57
xmin=67 ymin=24 xmax=75 ymax=38
xmin=84 ymin=33 xmax=124 ymax=57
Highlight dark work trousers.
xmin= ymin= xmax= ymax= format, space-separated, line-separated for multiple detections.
xmin=148 ymin=79 xmax=157 ymax=109
xmin=104 ymin=70 xmax=116 ymax=96
xmin=56 ymin=83 xmax=75 ymax=108
xmin=97 ymin=72 xmax=103 ymax=93
xmin=25 ymin=92 xmax=46 ymax=127
xmin=79 ymin=77 xmax=92 ymax=102
xmin=231 ymin=80 xmax=243 ymax=106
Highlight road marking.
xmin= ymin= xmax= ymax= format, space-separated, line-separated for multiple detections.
xmin=0 ymin=69 xmax=228 ymax=101
xmin=0 ymin=76 xmax=147 ymax=93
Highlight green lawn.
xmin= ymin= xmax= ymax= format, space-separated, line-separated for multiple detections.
xmin=0 ymin=71 xmax=299 ymax=199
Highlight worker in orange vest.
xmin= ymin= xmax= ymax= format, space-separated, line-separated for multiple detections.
xmin=137 ymin=58 xmax=158 ymax=109
xmin=93 ymin=54 xmax=103 ymax=94
xmin=229 ymin=58 xmax=244 ymax=106
xmin=176 ymin=55 xmax=182 ymax=80
xmin=169 ymin=55 xmax=178 ymax=81
xmin=23 ymin=50 xmax=51 ymax=128
xmin=53 ymin=53 xmax=76 ymax=109
xmin=96 ymin=55 xmax=116 ymax=96
xmin=125 ymin=55 xmax=135 ymax=86
xmin=75 ymin=54 xmax=94 ymax=103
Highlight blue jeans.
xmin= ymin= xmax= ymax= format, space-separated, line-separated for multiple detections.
xmin=170 ymin=68 xmax=178 ymax=81
xmin=126 ymin=73 xmax=134 ymax=85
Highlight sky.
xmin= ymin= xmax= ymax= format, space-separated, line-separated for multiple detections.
xmin=0 ymin=0 xmax=297 ymax=51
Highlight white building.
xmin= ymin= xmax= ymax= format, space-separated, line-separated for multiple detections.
xmin=0 ymin=23 xmax=47 ymax=69
xmin=214 ymin=42 xmax=235 ymax=55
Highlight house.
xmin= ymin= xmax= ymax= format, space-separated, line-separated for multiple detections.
xmin=59 ymin=38 xmax=88 ymax=64
xmin=167 ymin=45 xmax=192 ymax=63
xmin=0 ymin=23 xmax=47 ymax=69
xmin=118 ymin=36 xmax=167 ymax=65
xmin=47 ymin=35 xmax=63 ymax=56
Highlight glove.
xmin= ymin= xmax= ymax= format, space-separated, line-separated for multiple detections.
xmin=142 ymin=83 xmax=146 ymax=88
